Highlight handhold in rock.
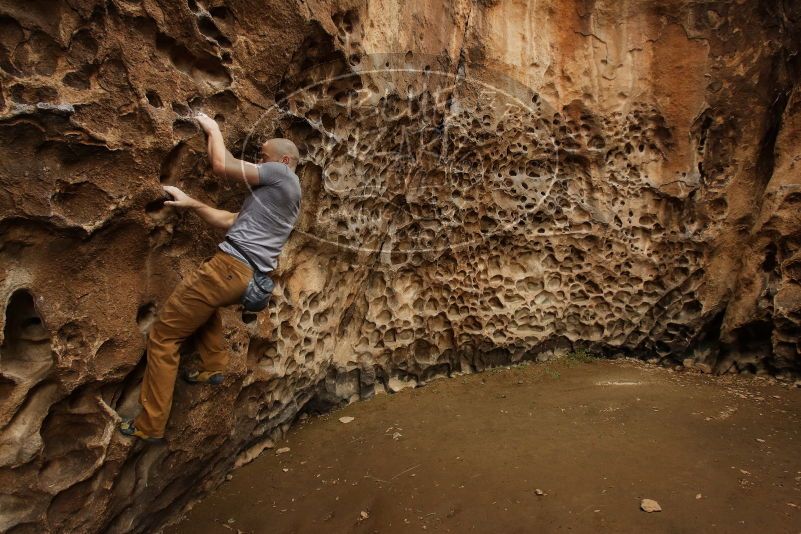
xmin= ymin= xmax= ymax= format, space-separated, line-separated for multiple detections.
xmin=276 ymin=447 xmax=290 ymax=454
xmin=339 ymin=416 xmax=355 ymax=424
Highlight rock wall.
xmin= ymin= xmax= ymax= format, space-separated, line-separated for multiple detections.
xmin=1 ymin=0 xmax=800 ymax=531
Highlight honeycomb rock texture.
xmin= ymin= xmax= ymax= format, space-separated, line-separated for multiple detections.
xmin=1 ymin=0 xmax=800 ymax=531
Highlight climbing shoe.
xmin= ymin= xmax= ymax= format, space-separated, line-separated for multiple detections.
xmin=181 ymin=368 xmax=225 ymax=385
xmin=118 ymin=419 xmax=163 ymax=443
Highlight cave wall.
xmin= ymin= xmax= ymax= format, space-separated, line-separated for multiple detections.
xmin=0 ymin=0 xmax=800 ymax=532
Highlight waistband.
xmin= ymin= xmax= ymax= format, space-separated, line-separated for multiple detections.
xmin=215 ymin=249 xmax=253 ymax=273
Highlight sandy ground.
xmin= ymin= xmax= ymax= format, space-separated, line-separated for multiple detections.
xmin=165 ymin=358 xmax=801 ymax=534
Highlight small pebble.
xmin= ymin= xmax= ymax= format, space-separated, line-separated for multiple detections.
xmin=641 ymin=499 xmax=662 ymax=512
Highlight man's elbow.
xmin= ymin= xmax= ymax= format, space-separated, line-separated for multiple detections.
xmin=211 ymin=160 xmax=226 ymax=177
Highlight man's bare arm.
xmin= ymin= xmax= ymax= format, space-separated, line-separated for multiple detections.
xmin=163 ymin=185 xmax=238 ymax=230
xmin=196 ymin=112 xmax=261 ymax=187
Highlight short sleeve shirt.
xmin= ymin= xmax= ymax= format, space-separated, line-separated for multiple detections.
xmin=218 ymin=162 xmax=301 ymax=272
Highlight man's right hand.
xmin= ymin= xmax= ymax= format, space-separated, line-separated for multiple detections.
xmin=195 ymin=112 xmax=219 ymax=134
xmin=162 ymin=185 xmax=198 ymax=208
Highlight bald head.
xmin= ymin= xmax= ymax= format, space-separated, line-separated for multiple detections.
xmin=261 ymin=138 xmax=300 ymax=171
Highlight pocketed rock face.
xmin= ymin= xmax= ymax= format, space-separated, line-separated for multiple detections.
xmin=0 ymin=0 xmax=799 ymax=532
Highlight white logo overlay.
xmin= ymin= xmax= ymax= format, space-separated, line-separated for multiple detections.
xmin=237 ymin=53 xmax=560 ymax=256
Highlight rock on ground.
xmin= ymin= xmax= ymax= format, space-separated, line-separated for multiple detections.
xmin=640 ymin=499 xmax=662 ymax=513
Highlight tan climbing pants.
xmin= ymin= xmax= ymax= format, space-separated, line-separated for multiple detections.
xmin=135 ymin=251 xmax=252 ymax=437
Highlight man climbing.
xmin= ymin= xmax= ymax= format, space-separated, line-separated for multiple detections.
xmin=119 ymin=112 xmax=302 ymax=442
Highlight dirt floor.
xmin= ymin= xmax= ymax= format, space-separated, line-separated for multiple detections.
xmin=165 ymin=357 xmax=801 ymax=534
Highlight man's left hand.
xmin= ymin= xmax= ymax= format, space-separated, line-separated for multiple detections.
xmin=162 ymin=185 xmax=198 ymax=208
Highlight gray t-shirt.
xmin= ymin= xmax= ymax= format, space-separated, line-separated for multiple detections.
xmin=218 ymin=162 xmax=301 ymax=273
